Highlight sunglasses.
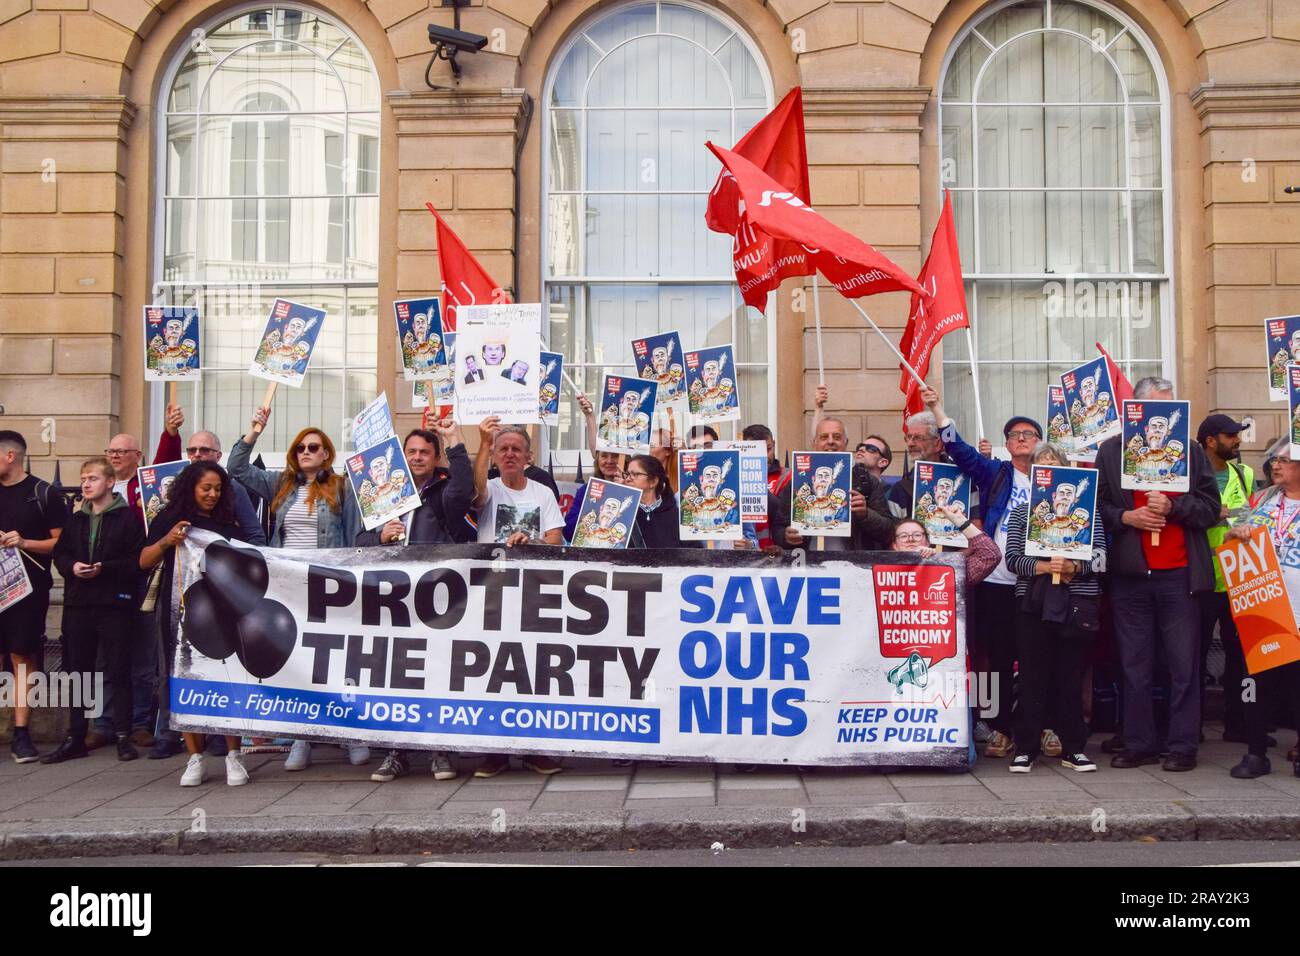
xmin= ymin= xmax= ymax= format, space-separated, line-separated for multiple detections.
xmin=860 ymin=444 xmax=884 ymax=456
xmin=186 ymin=446 xmax=218 ymax=457
xmin=294 ymin=442 xmax=323 ymax=455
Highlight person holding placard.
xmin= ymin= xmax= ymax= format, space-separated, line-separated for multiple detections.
xmin=1096 ymin=377 xmax=1221 ymax=772
xmin=782 ymin=417 xmax=893 ymax=551
xmin=621 ymin=454 xmax=698 ymax=549
xmin=1003 ymin=443 xmax=1108 ymax=775
xmin=889 ymin=514 xmax=1001 ymax=583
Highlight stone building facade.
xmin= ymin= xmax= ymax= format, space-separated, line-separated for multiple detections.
xmin=0 ymin=0 xmax=1297 ymax=478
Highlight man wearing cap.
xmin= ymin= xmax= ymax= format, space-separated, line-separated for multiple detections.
xmin=921 ymin=384 xmax=1041 ymax=758
xmin=1198 ymin=413 xmax=1254 ymax=745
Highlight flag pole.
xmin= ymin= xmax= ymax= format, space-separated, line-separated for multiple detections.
xmin=964 ymin=326 xmax=986 ymax=442
xmin=810 ymin=273 xmax=825 ymax=384
xmin=845 ymin=297 xmax=924 ymax=387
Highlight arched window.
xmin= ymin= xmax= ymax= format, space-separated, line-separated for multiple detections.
xmin=543 ymin=1 xmax=772 ymax=456
xmin=939 ymin=0 xmax=1170 ymax=438
xmin=157 ymin=5 xmax=380 ymax=455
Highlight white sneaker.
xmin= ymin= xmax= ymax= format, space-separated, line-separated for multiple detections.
xmin=346 ymin=744 xmax=370 ymax=766
xmin=180 ymin=753 xmax=207 ymax=787
xmin=430 ymin=752 xmax=458 ymax=781
xmin=284 ymin=739 xmax=312 ymax=771
xmin=226 ymin=750 xmax=250 ymax=787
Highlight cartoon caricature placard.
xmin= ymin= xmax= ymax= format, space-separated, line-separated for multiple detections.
xmin=1120 ymin=399 xmax=1190 ymax=493
xmin=912 ymin=460 xmax=970 ymax=549
xmin=1060 ymin=357 xmax=1119 ymax=448
xmin=454 ymin=303 xmax=541 ymax=424
xmin=393 ymin=297 xmax=445 ymax=382
xmin=790 ymin=451 xmax=852 ymax=538
xmin=143 ymin=306 xmax=200 ymax=381
xmin=678 ymin=449 xmax=743 ymax=542
xmin=138 ymin=459 xmax=188 ymax=533
xmin=345 ymin=435 xmax=422 ymax=532
xmin=1045 ymin=385 xmax=1076 ymax=452
xmin=684 ymin=344 xmax=740 ymax=426
xmin=1266 ymin=315 xmax=1300 ymax=403
xmin=570 ymin=478 xmax=640 ymax=549
xmin=250 ymin=298 xmax=326 ymax=387
xmin=1026 ymin=464 xmax=1097 ymax=561
xmin=633 ymin=331 xmax=686 ymax=408
xmin=1288 ymin=365 xmax=1300 ymax=462
xmin=596 ymin=374 xmax=657 ymax=456
xmin=539 ymin=351 xmax=563 ymax=427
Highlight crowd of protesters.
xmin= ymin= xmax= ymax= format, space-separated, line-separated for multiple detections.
xmin=0 ymin=371 xmax=1293 ymax=788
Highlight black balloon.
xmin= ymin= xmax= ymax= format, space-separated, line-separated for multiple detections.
xmin=235 ymin=598 xmax=297 ymax=679
xmin=181 ymin=579 xmax=237 ymax=660
xmin=202 ymin=541 xmax=270 ymax=616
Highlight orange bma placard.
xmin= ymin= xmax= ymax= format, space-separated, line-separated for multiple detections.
xmin=1216 ymin=525 xmax=1300 ymax=674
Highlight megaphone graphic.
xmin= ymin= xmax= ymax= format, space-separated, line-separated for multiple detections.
xmin=887 ymin=651 xmax=930 ymax=694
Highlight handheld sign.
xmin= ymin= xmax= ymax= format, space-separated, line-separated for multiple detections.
xmin=570 ymin=478 xmax=640 ymax=549
xmin=345 ymin=435 xmax=422 ymax=532
xmin=1290 ymin=364 xmax=1300 ymax=461
xmin=351 ymin=392 xmax=396 ymax=453
xmin=0 ymin=545 xmax=33 ymax=612
xmin=539 ymin=351 xmax=563 ymax=427
xmin=684 ymin=344 xmax=740 ymax=426
xmin=250 ymin=298 xmax=326 ymax=388
xmin=790 ymin=450 xmax=852 ymax=538
xmin=143 ymin=306 xmax=200 ymax=382
xmin=1060 ymin=356 xmax=1119 ymax=447
xmin=454 ymin=303 xmax=542 ymax=424
xmin=393 ymin=297 xmax=446 ymax=382
xmin=1217 ymin=526 xmax=1300 ymax=674
xmin=678 ymin=449 xmax=743 ymax=542
xmin=596 ymin=374 xmax=657 ymax=456
xmin=912 ymin=460 xmax=970 ymax=549
xmin=1045 ymin=384 xmax=1080 ymax=458
xmin=1266 ymin=315 xmax=1300 ymax=403
xmin=715 ymin=439 xmax=768 ymax=524
xmin=1120 ymin=399 xmax=1190 ymax=493
xmin=139 ymin=459 xmax=188 ymax=533
xmin=632 ymin=331 xmax=686 ymax=407
xmin=1025 ymin=464 xmax=1096 ymax=562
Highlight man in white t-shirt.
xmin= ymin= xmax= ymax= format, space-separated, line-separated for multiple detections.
xmin=472 ymin=418 xmax=565 ymax=546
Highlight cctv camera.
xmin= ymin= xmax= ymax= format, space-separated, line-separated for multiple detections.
xmin=427 ymin=24 xmax=488 ymax=54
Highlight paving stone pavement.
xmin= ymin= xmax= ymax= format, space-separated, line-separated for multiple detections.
xmin=3 ymin=726 xmax=1300 ymax=858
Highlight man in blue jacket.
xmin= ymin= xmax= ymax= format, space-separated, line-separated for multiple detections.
xmin=921 ymin=384 xmax=1042 ymax=759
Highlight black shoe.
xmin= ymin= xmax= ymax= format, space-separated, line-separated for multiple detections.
xmin=205 ymin=735 xmax=229 ymax=757
xmin=1162 ymin=753 xmax=1197 ymax=772
xmin=1100 ymin=735 xmax=1126 ymax=754
xmin=39 ymin=738 xmax=89 ymax=765
xmin=116 ymin=735 xmax=139 ymax=762
xmin=1110 ymin=751 xmax=1160 ymax=769
xmin=1230 ymin=754 xmax=1271 ymax=779
xmin=10 ymin=728 xmax=38 ymax=764
xmin=148 ymin=737 xmax=184 ymax=759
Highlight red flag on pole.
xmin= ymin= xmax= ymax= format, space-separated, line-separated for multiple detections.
xmin=706 ymin=142 xmax=927 ymax=309
xmin=426 ymin=203 xmax=509 ymax=332
xmin=1095 ymin=341 xmax=1135 ymax=402
xmin=900 ymin=190 xmax=971 ymax=420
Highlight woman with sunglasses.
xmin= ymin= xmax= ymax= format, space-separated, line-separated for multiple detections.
xmin=228 ymin=405 xmax=367 ymax=771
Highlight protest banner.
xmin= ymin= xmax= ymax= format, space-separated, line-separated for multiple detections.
xmin=0 ymin=546 xmax=32 ymax=612
xmin=250 ymin=298 xmax=326 ymax=389
xmin=632 ymin=331 xmax=687 ymax=407
xmin=570 ymin=478 xmax=639 ymax=549
xmin=1046 ymin=385 xmax=1076 ymax=454
xmin=143 ymin=306 xmax=200 ymax=382
xmin=351 ymin=392 xmax=396 ymax=453
xmin=596 ymin=374 xmax=656 ymax=456
xmin=678 ymin=449 xmax=743 ymax=543
xmin=454 ymin=303 xmax=541 ymax=425
xmin=393 ymin=297 xmax=446 ymax=386
xmin=1266 ymin=315 xmax=1300 ymax=403
xmin=1120 ymin=399 xmax=1190 ymax=493
xmin=539 ymin=351 xmax=563 ymax=427
xmin=1060 ymin=356 xmax=1119 ymax=447
xmin=912 ymin=460 xmax=970 ymax=549
xmin=138 ymin=459 xmax=188 ymax=533
xmin=168 ymin=530 xmax=970 ymax=767
xmin=790 ymin=451 xmax=851 ymax=538
xmin=1217 ymin=526 xmax=1300 ymax=674
xmin=685 ymin=344 xmax=739 ymax=426
xmin=1025 ymin=464 xmax=1096 ymax=562
xmin=715 ymin=439 xmax=768 ymax=524
xmin=345 ymin=435 xmax=421 ymax=532
xmin=1291 ymin=365 xmax=1300 ymax=461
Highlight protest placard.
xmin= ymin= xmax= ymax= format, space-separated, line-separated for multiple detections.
xmin=678 ymin=449 xmax=743 ymax=542
xmin=1025 ymin=463 xmax=1097 ymax=561
xmin=632 ymin=331 xmax=686 ymax=407
xmin=790 ymin=451 xmax=852 ymax=538
xmin=596 ymin=374 xmax=657 ymax=456
xmin=344 ymin=435 xmax=422 ymax=532
xmin=1265 ymin=315 xmax=1300 ymax=403
xmin=351 ymin=392 xmax=396 ymax=453
xmin=1060 ymin=356 xmax=1119 ymax=447
xmin=393 ymin=297 xmax=445 ymax=381
xmin=1217 ymin=526 xmax=1300 ymax=674
xmin=1120 ymin=399 xmax=1191 ymax=493
xmin=139 ymin=459 xmax=188 ymax=533
xmin=685 ymin=344 xmax=740 ymax=426
xmin=539 ymin=351 xmax=563 ymax=427
xmin=143 ymin=306 xmax=200 ymax=381
xmin=912 ymin=460 xmax=970 ymax=549
xmin=570 ymin=478 xmax=640 ymax=549
xmin=249 ymin=298 xmax=326 ymax=388
xmin=715 ymin=440 xmax=768 ymax=524
xmin=454 ymin=303 xmax=541 ymax=424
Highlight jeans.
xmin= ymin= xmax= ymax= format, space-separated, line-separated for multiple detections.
xmin=971 ymin=582 xmax=1019 ymax=735
xmin=62 ymin=606 xmax=132 ymax=738
xmin=1199 ymin=590 xmax=1245 ymax=734
xmin=155 ymin=611 xmax=181 ymax=742
xmin=1013 ymin=609 xmax=1094 ymax=758
xmin=94 ymin=609 xmax=158 ymax=734
xmin=1111 ymin=569 xmax=1201 ymax=757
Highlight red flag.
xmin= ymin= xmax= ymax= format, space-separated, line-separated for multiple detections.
xmin=707 ymin=143 xmax=927 ymax=310
xmin=426 ymin=203 xmax=509 ymax=332
xmin=900 ymin=190 xmax=971 ymax=420
xmin=1095 ymin=341 xmax=1134 ymax=402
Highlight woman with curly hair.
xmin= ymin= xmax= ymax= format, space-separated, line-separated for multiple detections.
xmin=227 ymin=405 xmax=366 ymax=771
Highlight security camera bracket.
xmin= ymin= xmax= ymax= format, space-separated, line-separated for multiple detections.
xmin=426 ymin=0 xmax=480 ymax=90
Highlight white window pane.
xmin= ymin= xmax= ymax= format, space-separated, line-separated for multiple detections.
xmin=201 ymin=41 xmax=347 ymax=113
xmin=166 ymin=117 xmax=196 ymax=194
xmin=975 ymin=1 xmax=1042 ymax=47
xmin=162 ymin=199 xmax=196 ymax=278
xmin=1111 ymin=30 xmax=1159 ymax=101
xmin=1046 ymin=190 xmax=1127 ymax=272
xmin=976 ymin=106 xmax=1045 ymax=188
xmin=551 ymin=39 xmax=599 ymax=107
xmin=547 ymin=195 xmax=581 ymax=276
xmin=549 ymin=109 xmax=581 ymax=191
xmin=950 ymin=192 xmax=975 ymax=274
xmin=1043 ymin=32 xmax=1119 ymax=102
xmin=585 ymin=3 xmax=656 ymax=53
xmin=197 ymin=198 xmax=362 ymax=281
xmin=1051 ymin=1 xmax=1122 ymax=47
xmin=202 ymin=368 xmax=346 ymax=456
xmin=279 ymin=9 xmax=348 ymax=57
xmin=942 ymin=36 xmax=990 ymax=101
xmin=1128 ymin=104 xmax=1161 ymax=188
xmin=586 ymin=195 xmax=730 ymax=277
xmin=348 ymin=196 xmax=379 ymax=280
xmin=940 ymin=105 xmax=973 ymax=188
xmin=661 ymin=3 xmax=733 ymax=52
xmin=978 ymin=33 xmax=1043 ymax=103
xmin=715 ymin=35 xmax=767 ymax=108
xmin=977 ymin=191 xmax=1045 ymax=272
xmin=1045 ymin=105 xmax=1123 ymax=187
xmin=1130 ymin=191 xmax=1164 ymax=273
